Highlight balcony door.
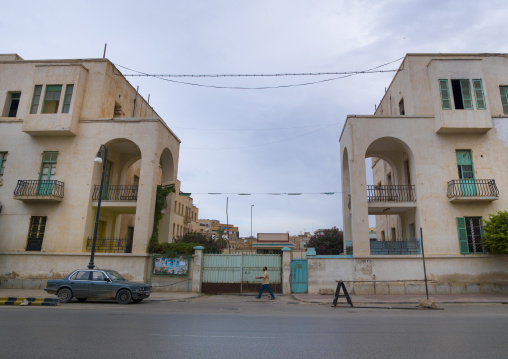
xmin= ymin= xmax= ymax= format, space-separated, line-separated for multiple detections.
xmin=37 ymin=152 xmax=58 ymax=195
xmin=456 ymin=150 xmax=476 ymax=196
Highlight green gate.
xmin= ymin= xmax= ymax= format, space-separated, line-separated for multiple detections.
xmin=202 ymin=254 xmax=281 ymax=294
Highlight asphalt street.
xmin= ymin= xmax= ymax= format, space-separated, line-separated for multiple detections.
xmin=1 ymin=296 xmax=507 ymax=359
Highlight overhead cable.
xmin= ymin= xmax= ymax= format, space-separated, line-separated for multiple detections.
xmin=112 ymin=57 xmax=403 ymax=90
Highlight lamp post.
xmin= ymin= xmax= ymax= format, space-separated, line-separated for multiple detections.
xmin=88 ymin=144 xmax=108 ymax=269
xmin=250 ymin=204 xmax=254 ymax=238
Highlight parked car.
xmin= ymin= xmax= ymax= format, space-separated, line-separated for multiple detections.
xmin=44 ymin=269 xmax=152 ymax=304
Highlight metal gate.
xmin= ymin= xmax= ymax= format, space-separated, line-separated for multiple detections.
xmin=291 ymin=259 xmax=308 ymax=293
xmin=202 ymin=254 xmax=282 ymax=294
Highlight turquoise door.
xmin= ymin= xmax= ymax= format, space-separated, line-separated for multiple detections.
xmin=456 ymin=150 xmax=476 ymax=196
xmin=291 ymin=259 xmax=308 ymax=293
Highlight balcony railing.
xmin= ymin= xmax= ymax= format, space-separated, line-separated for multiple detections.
xmin=86 ymin=237 xmax=133 ymax=253
xmin=92 ymin=185 xmax=138 ymax=201
xmin=370 ymin=239 xmax=421 ymax=255
xmin=447 ymin=179 xmax=499 ymax=200
xmin=14 ymin=180 xmax=64 ymax=200
xmin=367 ymin=185 xmax=415 ymax=202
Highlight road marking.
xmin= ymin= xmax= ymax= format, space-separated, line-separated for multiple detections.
xmin=150 ymin=334 xmax=280 ymax=339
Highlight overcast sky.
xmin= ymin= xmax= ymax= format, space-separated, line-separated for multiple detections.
xmin=4 ymin=0 xmax=508 ymax=237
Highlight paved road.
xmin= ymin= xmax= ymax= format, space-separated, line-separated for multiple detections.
xmin=1 ymin=297 xmax=507 ymax=359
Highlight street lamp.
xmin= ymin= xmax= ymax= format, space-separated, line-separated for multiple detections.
xmin=88 ymin=144 xmax=108 ymax=269
xmin=250 ymin=204 xmax=254 ymax=238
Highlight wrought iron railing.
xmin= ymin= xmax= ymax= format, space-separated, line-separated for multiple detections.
xmin=447 ymin=179 xmax=499 ymax=198
xmin=92 ymin=185 xmax=138 ymax=201
xmin=14 ymin=180 xmax=64 ymax=198
xmin=86 ymin=237 xmax=133 ymax=253
xmin=370 ymin=239 xmax=421 ymax=255
xmin=367 ymin=185 xmax=415 ymax=201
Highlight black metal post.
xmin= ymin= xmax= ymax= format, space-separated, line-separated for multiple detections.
xmin=88 ymin=145 xmax=108 ymax=269
xmin=420 ymin=227 xmax=429 ymax=299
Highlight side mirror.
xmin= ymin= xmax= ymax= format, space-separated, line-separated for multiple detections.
xmin=104 ymin=277 xmax=111 ymax=282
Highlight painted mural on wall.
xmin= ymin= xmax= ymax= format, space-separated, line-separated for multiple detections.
xmin=153 ymin=256 xmax=189 ymax=276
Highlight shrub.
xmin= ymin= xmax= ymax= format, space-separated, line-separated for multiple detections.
xmin=482 ymin=211 xmax=508 ymax=254
xmin=306 ymin=227 xmax=344 ymax=255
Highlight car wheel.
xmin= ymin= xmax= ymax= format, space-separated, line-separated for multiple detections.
xmin=133 ymin=299 xmax=143 ymax=303
xmin=76 ymin=298 xmax=87 ymax=302
xmin=58 ymin=288 xmax=73 ymax=303
xmin=117 ymin=289 xmax=132 ymax=304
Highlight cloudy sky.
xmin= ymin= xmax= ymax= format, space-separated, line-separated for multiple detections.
xmin=4 ymin=0 xmax=508 ymax=237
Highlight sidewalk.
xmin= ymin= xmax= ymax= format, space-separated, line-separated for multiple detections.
xmin=291 ymin=293 xmax=508 ymax=305
xmin=2 ymin=288 xmax=507 ymax=305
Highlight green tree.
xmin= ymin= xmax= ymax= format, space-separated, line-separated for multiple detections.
xmin=482 ymin=211 xmax=508 ymax=254
xmin=305 ymin=227 xmax=344 ymax=255
xmin=175 ymin=232 xmax=224 ymax=254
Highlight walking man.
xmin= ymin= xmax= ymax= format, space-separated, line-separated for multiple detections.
xmin=256 ymin=266 xmax=275 ymax=299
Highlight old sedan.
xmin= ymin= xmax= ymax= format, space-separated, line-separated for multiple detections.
xmin=44 ymin=269 xmax=152 ymax=304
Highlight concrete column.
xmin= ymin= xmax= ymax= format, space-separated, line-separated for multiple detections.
xmin=281 ymin=247 xmax=291 ymax=295
xmin=191 ymin=246 xmax=204 ymax=293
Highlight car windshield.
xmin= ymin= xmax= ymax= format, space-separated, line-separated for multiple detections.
xmin=104 ymin=270 xmax=126 ymax=281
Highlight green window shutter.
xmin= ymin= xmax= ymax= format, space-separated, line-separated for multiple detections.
xmin=439 ymin=80 xmax=451 ymax=110
xmin=460 ymin=79 xmax=473 ymax=109
xmin=30 ymin=85 xmax=42 ymax=114
xmin=472 ymin=79 xmax=486 ymax=110
xmin=456 ymin=217 xmax=469 ymax=254
xmin=500 ymin=86 xmax=508 ymax=115
xmin=62 ymin=84 xmax=74 ymax=113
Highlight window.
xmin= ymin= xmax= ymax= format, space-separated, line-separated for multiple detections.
xmin=439 ymin=79 xmax=486 ymax=110
xmin=75 ymin=271 xmax=91 ymax=280
xmin=451 ymin=79 xmax=473 ymax=109
xmin=398 ymin=98 xmax=405 ymax=115
xmin=30 ymin=85 xmax=42 ymax=114
xmin=62 ymin=84 xmax=74 ymax=113
xmin=92 ymin=271 xmax=104 ymax=281
xmin=37 ymin=151 xmax=58 ymax=195
xmin=26 ymin=216 xmax=47 ymax=251
xmin=472 ymin=79 xmax=486 ymax=110
xmin=4 ymin=92 xmax=21 ymax=117
xmin=500 ymin=86 xmax=508 ymax=115
xmin=39 ymin=152 xmax=58 ymax=181
xmin=114 ymin=102 xmax=124 ymax=117
xmin=456 ymin=217 xmax=484 ymax=254
xmin=439 ymin=79 xmax=452 ymax=110
xmin=0 ymin=152 xmax=6 ymax=179
xmin=42 ymin=85 xmax=62 ymax=114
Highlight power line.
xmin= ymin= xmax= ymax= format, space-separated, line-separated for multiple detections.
xmin=113 ymin=57 xmax=403 ymax=90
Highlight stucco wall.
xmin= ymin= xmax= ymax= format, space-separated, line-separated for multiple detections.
xmin=307 ymin=256 xmax=508 ymax=294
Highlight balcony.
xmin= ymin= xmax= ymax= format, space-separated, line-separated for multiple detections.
xmin=447 ymin=179 xmax=499 ymax=202
xmin=367 ymin=185 xmax=416 ymax=215
xmin=92 ymin=185 xmax=138 ymax=201
xmin=86 ymin=237 xmax=133 ymax=253
xmin=13 ymin=180 xmax=64 ymax=202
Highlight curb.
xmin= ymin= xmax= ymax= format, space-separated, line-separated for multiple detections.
xmin=0 ymin=297 xmax=60 ymax=306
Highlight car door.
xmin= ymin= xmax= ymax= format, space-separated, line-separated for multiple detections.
xmin=89 ymin=270 xmax=115 ymax=299
xmin=69 ymin=270 xmax=90 ymax=298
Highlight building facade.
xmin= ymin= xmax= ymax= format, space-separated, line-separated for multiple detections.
xmin=340 ymin=53 xmax=508 ymax=287
xmin=0 ymin=54 xmax=181 ymax=284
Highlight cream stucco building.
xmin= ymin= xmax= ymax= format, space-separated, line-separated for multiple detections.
xmin=0 ymin=54 xmax=182 ymax=285
xmin=340 ymin=53 xmax=508 ymax=287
